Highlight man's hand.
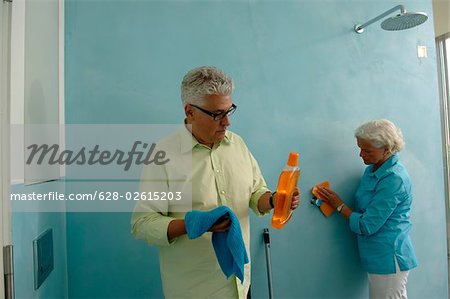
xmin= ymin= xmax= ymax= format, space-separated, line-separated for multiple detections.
xmin=291 ymin=187 xmax=301 ymax=210
xmin=208 ymin=218 xmax=231 ymax=233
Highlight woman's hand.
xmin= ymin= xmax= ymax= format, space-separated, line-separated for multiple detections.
xmin=315 ymin=187 xmax=343 ymax=209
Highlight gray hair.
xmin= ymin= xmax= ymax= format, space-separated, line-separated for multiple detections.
xmin=180 ymin=66 xmax=234 ymax=106
xmin=354 ymin=119 xmax=405 ymax=154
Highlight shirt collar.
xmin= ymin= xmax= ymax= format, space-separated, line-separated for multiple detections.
xmin=179 ymin=120 xmax=232 ymax=154
xmin=369 ymin=154 xmax=399 ymax=178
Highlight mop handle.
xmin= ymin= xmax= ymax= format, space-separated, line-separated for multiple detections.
xmin=263 ymin=228 xmax=274 ymax=299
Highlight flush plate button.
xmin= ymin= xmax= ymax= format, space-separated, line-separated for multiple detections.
xmin=33 ymin=229 xmax=54 ymax=289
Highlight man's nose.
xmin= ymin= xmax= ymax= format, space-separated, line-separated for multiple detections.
xmin=221 ymin=115 xmax=230 ymax=126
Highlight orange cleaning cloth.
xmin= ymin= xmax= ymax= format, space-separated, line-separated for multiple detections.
xmin=312 ymin=181 xmax=335 ymax=218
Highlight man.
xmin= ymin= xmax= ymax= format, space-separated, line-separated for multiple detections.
xmin=131 ymin=66 xmax=300 ymax=298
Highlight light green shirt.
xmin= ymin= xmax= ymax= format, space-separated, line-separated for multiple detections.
xmin=131 ymin=125 xmax=270 ymax=298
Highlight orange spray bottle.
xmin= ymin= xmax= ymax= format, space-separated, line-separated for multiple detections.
xmin=271 ymin=152 xmax=300 ymax=229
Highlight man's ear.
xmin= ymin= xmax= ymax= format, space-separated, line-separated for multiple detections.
xmin=185 ymin=104 xmax=194 ymax=119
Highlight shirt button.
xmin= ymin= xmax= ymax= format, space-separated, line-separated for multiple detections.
xmin=221 ymin=190 xmax=225 ymax=194
xmin=216 ymin=169 xmax=220 ymax=173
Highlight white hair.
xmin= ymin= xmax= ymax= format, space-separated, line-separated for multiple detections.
xmin=355 ymin=119 xmax=405 ymax=154
xmin=180 ymin=66 xmax=234 ymax=106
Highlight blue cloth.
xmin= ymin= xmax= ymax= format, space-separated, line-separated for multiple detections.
xmin=184 ymin=206 xmax=249 ymax=282
xmin=349 ymin=154 xmax=418 ymax=274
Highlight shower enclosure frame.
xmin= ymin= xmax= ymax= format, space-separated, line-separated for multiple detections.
xmin=0 ymin=0 xmax=12 ymax=297
xmin=436 ymin=32 xmax=450 ymax=293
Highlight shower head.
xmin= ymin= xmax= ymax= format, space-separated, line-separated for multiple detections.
xmin=380 ymin=12 xmax=428 ymax=31
xmin=354 ymin=5 xmax=428 ymax=34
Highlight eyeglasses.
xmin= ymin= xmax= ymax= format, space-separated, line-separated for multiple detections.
xmin=190 ymin=103 xmax=237 ymax=121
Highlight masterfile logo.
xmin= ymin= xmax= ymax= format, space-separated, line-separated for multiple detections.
xmin=10 ymin=124 xmax=193 ymax=212
xmin=26 ymin=141 xmax=170 ymax=171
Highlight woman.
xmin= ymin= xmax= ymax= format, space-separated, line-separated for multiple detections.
xmin=315 ymin=119 xmax=417 ymax=299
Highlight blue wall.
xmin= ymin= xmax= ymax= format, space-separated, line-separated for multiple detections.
xmin=11 ymin=182 xmax=68 ymax=299
xmin=65 ymin=212 xmax=162 ymax=299
xmin=65 ymin=0 xmax=447 ymax=298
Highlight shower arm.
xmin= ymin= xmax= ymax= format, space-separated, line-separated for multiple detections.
xmin=354 ymin=5 xmax=405 ymax=33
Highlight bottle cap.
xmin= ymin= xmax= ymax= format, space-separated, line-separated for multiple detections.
xmin=287 ymin=152 xmax=299 ymax=167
